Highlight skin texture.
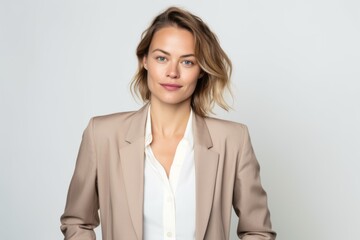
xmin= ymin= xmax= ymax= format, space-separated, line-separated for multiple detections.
xmin=142 ymin=26 xmax=202 ymax=176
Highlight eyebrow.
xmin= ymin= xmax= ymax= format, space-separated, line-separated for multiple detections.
xmin=151 ymin=48 xmax=195 ymax=58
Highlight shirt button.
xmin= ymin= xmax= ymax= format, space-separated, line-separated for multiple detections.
xmin=167 ymin=232 xmax=172 ymax=237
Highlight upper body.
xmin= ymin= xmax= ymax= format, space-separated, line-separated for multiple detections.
xmin=61 ymin=6 xmax=276 ymax=240
xmin=60 ymin=104 xmax=276 ymax=240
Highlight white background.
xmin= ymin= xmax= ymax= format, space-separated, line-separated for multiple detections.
xmin=1 ymin=0 xmax=359 ymax=239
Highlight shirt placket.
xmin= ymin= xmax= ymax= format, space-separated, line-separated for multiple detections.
xmin=163 ymin=180 xmax=176 ymax=240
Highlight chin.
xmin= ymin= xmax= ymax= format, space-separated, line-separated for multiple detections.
xmin=155 ymin=97 xmax=191 ymax=106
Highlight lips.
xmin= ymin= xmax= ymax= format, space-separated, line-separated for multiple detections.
xmin=160 ymin=83 xmax=182 ymax=91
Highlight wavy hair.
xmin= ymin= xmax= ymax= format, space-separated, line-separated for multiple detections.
xmin=131 ymin=6 xmax=232 ymax=117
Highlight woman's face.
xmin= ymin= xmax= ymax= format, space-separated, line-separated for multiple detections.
xmin=143 ymin=26 xmax=202 ymax=107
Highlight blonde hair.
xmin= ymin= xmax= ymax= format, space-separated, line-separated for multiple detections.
xmin=131 ymin=6 xmax=232 ymax=117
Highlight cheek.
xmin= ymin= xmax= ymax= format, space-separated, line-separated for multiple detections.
xmin=146 ymin=68 xmax=157 ymax=86
xmin=146 ymin=76 xmax=156 ymax=95
xmin=147 ymin=64 xmax=165 ymax=81
xmin=187 ymin=71 xmax=201 ymax=89
xmin=187 ymin=78 xmax=199 ymax=95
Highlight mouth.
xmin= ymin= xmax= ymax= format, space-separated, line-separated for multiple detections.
xmin=160 ymin=83 xmax=182 ymax=91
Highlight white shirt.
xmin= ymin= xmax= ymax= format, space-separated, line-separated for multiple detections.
xmin=143 ymin=108 xmax=196 ymax=240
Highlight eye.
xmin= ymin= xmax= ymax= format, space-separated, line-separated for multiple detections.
xmin=156 ymin=56 xmax=167 ymax=62
xmin=182 ymin=60 xmax=194 ymax=66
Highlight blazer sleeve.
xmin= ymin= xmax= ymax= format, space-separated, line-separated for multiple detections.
xmin=60 ymin=118 xmax=100 ymax=240
xmin=233 ymin=125 xmax=276 ymax=240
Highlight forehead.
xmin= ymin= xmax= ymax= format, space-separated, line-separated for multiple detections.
xmin=149 ymin=26 xmax=195 ymax=54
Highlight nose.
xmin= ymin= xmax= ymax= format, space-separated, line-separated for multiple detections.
xmin=166 ymin=62 xmax=180 ymax=79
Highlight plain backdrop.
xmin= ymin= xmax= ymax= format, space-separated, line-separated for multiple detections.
xmin=1 ymin=0 xmax=359 ymax=239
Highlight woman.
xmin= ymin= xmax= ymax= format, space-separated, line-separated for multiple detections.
xmin=61 ymin=6 xmax=276 ymax=240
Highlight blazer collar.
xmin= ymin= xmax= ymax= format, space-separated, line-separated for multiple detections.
xmin=124 ymin=104 xmax=149 ymax=144
xmin=120 ymin=104 xmax=219 ymax=240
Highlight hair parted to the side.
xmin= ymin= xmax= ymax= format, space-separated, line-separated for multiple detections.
xmin=130 ymin=6 xmax=232 ymax=117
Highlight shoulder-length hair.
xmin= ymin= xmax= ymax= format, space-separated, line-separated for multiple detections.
xmin=131 ymin=6 xmax=232 ymax=117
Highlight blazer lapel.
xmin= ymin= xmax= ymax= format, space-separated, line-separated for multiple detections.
xmin=193 ymin=114 xmax=219 ymax=240
xmin=118 ymin=104 xmax=149 ymax=240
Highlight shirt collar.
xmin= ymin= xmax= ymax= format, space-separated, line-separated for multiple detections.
xmin=145 ymin=106 xmax=194 ymax=147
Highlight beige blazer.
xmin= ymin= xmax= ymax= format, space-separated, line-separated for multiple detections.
xmin=60 ymin=104 xmax=276 ymax=240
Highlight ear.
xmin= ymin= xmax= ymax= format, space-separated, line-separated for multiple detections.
xmin=143 ymin=55 xmax=148 ymax=70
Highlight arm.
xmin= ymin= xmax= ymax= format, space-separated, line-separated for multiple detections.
xmin=233 ymin=126 xmax=276 ymax=240
xmin=60 ymin=118 xmax=100 ymax=240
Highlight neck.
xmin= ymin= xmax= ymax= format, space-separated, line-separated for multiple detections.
xmin=150 ymin=100 xmax=191 ymax=138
